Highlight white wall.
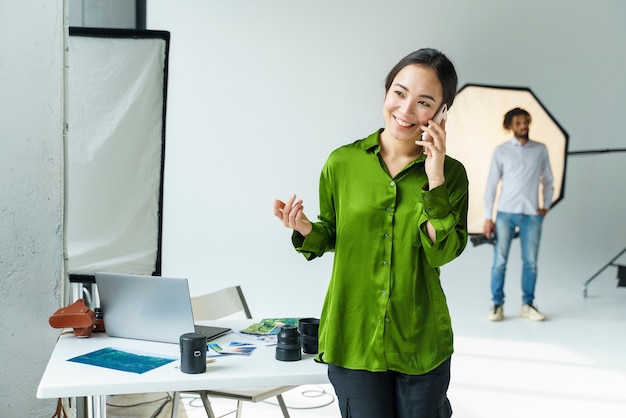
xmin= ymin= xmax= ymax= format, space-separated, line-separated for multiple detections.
xmin=148 ymin=0 xmax=626 ymax=318
xmin=0 ymin=1 xmax=64 ymax=417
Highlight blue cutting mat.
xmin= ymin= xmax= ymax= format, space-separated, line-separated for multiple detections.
xmin=68 ymin=347 xmax=176 ymax=374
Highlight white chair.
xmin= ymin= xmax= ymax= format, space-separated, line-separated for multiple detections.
xmin=171 ymin=286 xmax=296 ymax=418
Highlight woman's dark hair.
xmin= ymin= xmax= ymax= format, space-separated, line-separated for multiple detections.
xmin=384 ymin=48 xmax=458 ymax=108
xmin=503 ymin=107 xmax=531 ymax=129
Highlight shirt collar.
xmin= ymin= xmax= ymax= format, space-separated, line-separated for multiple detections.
xmin=361 ymin=128 xmax=384 ymax=153
xmin=510 ymin=136 xmax=532 ymax=147
xmin=362 ymin=128 xmax=428 ymax=166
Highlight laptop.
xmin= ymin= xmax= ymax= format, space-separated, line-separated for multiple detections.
xmin=94 ymin=272 xmax=231 ymax=344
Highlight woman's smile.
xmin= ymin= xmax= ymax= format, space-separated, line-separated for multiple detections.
xmin=394 ymin=116 xmax=415 ymax=128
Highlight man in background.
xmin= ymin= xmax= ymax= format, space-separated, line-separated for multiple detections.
xmin=484 ymin=107 xmax=554 ymax=322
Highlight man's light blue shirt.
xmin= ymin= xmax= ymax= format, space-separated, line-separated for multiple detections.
xmin=484 ymin=137 xmax=554 ymax=219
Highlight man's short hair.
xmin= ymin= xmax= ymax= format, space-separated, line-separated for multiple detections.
xmin=503 ymin=108 xmax=531 ymax=129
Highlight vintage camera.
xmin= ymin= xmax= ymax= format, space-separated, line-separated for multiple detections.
xmin=49 ymin=299 xmax=97 ymax=337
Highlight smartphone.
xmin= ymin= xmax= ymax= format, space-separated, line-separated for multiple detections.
xmin=421 ymin=104 xmax=448 ymax=143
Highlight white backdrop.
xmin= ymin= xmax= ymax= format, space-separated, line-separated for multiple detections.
xmin=148 ymin=0 xmax=626 ymax=318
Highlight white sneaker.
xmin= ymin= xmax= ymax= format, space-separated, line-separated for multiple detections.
xmin=488 ymin=305 xmax=504 ymax=321
xmin=520 ymin=304 xmax=546 ymax=321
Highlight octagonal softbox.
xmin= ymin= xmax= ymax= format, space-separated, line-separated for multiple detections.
xmin=446 ymin=84 xmax=569 ymax=237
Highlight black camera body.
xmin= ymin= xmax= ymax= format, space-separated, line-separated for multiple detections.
xmin=470 ymin=232 xmax=496 ymax=247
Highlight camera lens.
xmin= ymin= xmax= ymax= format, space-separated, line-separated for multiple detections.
xmin=275 ymin=325 xmax=301 ymax=361
xmin=298 ymin=317 xmax=320 ymax=354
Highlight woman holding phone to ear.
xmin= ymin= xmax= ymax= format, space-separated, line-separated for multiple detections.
xmin=274 ymin=48 xmax=468 ymax=418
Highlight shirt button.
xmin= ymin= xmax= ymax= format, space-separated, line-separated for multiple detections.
xmin=382 ymin=260 xmax=389 ymax=266
xmin=390 ymin=181 xmax=395 ymax=187
xmin=385 ymin=317 xmax=391 ymax=323
xmin=423 ymin=195 xmax=430 ymax=201
xmin=384 ymin=233 xmax=390 ymax=239
xmin=425 ymin=208 xmax=431 ymax=214
xmin=381 ymin=290 xmax=386 ymax=296
xmin=386 ymin=207 xmax=393 ymax=212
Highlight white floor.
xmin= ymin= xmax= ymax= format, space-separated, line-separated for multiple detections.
xmin=180 ymin=385 xmax=340 ymax=418
xmin=183 ymin=268 xmax=626 ymax=418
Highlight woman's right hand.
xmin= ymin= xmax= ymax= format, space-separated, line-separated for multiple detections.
xmin=274 ymin=194 xmax=312 ymax=236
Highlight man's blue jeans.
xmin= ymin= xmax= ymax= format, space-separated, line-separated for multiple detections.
xmin=491 ymin=211 xmax=544 ymax=306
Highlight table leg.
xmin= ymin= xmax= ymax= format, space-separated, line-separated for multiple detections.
xmin=87 ymin=395 xmax=106 ymax=418
xmin=198 ymin=391 xmax=218 ymax=418
xmin=170 ymin=392 xmax=180 ymax=418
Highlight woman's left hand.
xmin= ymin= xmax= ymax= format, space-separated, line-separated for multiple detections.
xmin=416 ymin=118 xmax=446 ymax=190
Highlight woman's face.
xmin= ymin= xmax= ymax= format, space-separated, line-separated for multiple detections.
xmin=382 ymin=64 xmax=444 ymax=144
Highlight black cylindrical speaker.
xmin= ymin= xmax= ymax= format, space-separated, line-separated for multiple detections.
xmin=180 ymin=332 xmax=207 ymax=374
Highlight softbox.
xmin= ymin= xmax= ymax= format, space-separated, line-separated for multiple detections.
xmin=66 ymin=28 xmax=170 ymax=282
xmin=446 ymin=84 xmax=569 ymax=237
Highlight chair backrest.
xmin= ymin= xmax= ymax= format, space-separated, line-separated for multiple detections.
xmin=191 ymin=285 xmax=253 ymax=320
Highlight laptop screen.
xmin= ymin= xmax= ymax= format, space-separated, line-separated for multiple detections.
xmin=95 ymin=272 xmax=198 ymax=344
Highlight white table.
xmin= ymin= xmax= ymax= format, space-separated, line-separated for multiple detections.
xmin=37 ymin=320 xmax=328 ymax=417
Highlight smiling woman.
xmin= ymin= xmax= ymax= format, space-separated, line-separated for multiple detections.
xmin=274 ymin=48 xmax=468 ymax=418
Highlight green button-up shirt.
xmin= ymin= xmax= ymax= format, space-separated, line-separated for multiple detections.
xmin=292 ymin=129 xmax=468 ymax=375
